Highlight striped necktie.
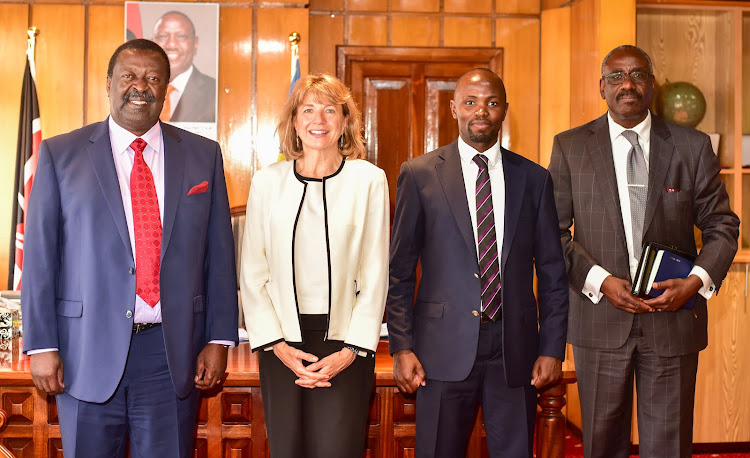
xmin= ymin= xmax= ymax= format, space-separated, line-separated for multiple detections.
xmin=473 ymin=154 xmax=502 ymax=321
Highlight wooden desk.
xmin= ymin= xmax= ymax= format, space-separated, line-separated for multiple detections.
xmin=0 ymin=339 xmax=574 ymax=457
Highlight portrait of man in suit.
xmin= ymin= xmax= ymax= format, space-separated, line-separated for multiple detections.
xmin=387 ymin=68 xmax=569 ymax=458
xmin=20 ymin=39 xmax=238 ymax=457
xmin=152 ymin=10 xmax=217 ymax=123
xmin=548 ymin=45 xmax=739 ymax=458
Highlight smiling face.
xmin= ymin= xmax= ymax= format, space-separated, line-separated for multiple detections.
xmin=107 ymin=48 xmax=168 ymax=136
xmin=153 ymin=12 xmax=198 ymax=79
xmin=600 ymin=48 xmax=655 ymax=128
xmin=450 ymin=70 xmax=508 ymax=152
xmin=293 ymin=92 xmax=348 ymax=157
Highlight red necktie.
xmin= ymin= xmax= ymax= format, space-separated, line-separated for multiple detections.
xmin=130 ymin=138 xmax=161 ymax=307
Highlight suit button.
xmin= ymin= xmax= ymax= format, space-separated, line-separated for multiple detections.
xmin=472 ymin=310 xmax=479 ymax=316
xmin=129 ymin=267 xmax=135 ymax=275
xmin=474 ymin=273 xmax=479 ymax=279
xmin=126 ymin=310 xmax=133 ymax=318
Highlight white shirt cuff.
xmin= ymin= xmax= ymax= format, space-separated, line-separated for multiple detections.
xmin=209 ymin=340 xmax=235 ymax=348
xmin=582 ymin=265 xmax=611 ymax=304
xmin=27 ymin=348 xmax=58 ymax=355
xmin=690 ymin=265 xmax=716 ymax=299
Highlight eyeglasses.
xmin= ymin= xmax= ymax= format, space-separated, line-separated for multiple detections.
xmin=602 ymin=71 xmax=652 ymax=85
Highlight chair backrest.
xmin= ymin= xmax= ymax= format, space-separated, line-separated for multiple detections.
xmin=230 ymin=206 xmax=246 ymax=328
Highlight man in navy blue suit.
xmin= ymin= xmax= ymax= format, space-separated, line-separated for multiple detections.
xmin=21 ymin=39 xmax=238 ymax=457
xmin=387 ymin=68 xmax=569 ymax=457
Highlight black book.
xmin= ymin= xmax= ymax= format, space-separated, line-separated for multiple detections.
xmin=631 ymin=242 xmax=698 ymax=309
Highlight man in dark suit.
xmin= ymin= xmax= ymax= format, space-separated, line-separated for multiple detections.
xmin=21 ymin=39 xmax=238 ymax=457
xmin=387 ymin=68 xmax=569 ymax=458
xmin=548 ymin=45 xmax=739 ymax=458
xmin=153 ymin=11 xmax=216 ymax=123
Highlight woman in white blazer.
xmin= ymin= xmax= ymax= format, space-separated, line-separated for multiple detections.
xmin=240 ymin=74 xmax=389 ymax=457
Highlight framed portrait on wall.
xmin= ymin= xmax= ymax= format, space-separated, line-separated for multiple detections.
xmin=125 ymin=2 xmax=219 ymax=140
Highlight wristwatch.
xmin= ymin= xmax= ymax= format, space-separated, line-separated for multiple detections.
xmin=344 ymin=345 xmax=359 ymax=356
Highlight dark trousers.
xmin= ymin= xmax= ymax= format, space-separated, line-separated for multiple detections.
xmin=259 ymin=314 xmax=376 ymax=458
xmin=415 ymin=319 xmax=537 ymax=458
xmin=574 ymin=315 xmax=699 ymax=458
xmin=56 ymin=325 xmax=201 ymax=458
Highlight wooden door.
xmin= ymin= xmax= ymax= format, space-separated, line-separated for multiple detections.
xmin=337 ymin=47 xmax=504 ymax=216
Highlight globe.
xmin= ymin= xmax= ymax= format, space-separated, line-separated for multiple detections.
xmin=657 ymin=81 xmax=706 ymax=128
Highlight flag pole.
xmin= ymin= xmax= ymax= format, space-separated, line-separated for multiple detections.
xmin=8 ymin=27 xmax=41 ymax=290
xmin=27 ymin=27 xmax=38 ymax=79
xmin=288 ymin=31 xmax=300 ymax=95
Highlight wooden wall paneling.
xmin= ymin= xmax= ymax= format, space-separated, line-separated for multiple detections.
xmin=31 ymin=4 xmax=86 ymax=138
xmin=444 ymin=0 xmax=493 ymax=15
xmin=0 ymin=3 xmax=29 ymax=288
xmin=599 ymin=0 xmax=636 ymax=69
xmin=348 ymin=15 xmax=388 ymax=46
xmin=391 ymin=16 xmax=440 ymax=47
xmin=569 ymin=0 xmax=635 ymax=129
xmin=693 ymin=265 xmax=750 ymax=442
xmin=569 ymin=0 xmax=602 ymax=129
xmin=310 ymin=0 xmax=344 ymax=11
xmin=637 ymin=8 xmax=736 ymax=168
xmin=391 ymin=0 xmax=440 ymax=13
xmin=255 ymin=7 xmax=309 ymax=169
xmin=86 ymin=5 xmax=125 ymax=126
xmin=496 ymin=17 xmax=540 ymax=162
xmin=539 ymin=6 xmax=570 ymax=168
xmin=496 ymin=0 xmax=541 ymax=15
xmin=217 ymin=7 xmax=253 ymax=208
xmin=443 ymin=17 xmax=493 ymax=47
xmin=743 ymin=13 xmax=750 ymax=135
xmin=542 ymin=0 xmax=571 ymax=10
xmin=349 ymin=0 xmax=387 ymax=11
xmin=309 ymin=14 xmax=344 ymax=75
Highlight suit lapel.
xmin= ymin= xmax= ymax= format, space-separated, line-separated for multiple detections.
xmin=436 ymin=141 xmax=477 ymax=258
xmin=500 ymin=149 xmax=525 ymax=271
xmin=87 ymin=121 xmax=133 ymax=259
xmin=587 ymin=115 xmax=628 ymax=247
xmin=643 ymin=116 xmax=673 ymax=233
xmin=160 ymin=122 xmax=185 ymax=260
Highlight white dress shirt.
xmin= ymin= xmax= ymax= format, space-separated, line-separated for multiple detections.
xmin=108 ymin=117 xmax=166 ymax=323
xmin=582 ymin=111 xmax=715 ymax=303
xmin=457 ymin=137 xmax=505 ymax=273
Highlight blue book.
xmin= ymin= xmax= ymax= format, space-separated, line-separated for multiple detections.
xmin=644 ymin=249 xmax=697 ymax=310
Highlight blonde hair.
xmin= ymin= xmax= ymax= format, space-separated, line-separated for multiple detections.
xmin=277 ymin=74 xmax=366 ymax=160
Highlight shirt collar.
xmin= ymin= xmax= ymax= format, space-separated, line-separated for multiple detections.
xmin=457 ymin=136 xmax=502 ymax=167
xmin=607 ymin=110 xmax=652 ymax=144
xmin=108 ymin=116 xmax=162 ymax=156
xmin=170 ymin=65 xmax=194 ymax=92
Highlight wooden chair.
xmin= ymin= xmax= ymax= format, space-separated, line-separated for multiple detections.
xmin=230 ymin=206 xmax=246 ymax=328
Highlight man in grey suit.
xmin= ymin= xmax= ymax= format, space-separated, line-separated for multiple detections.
xmin=548 ymin=45 xmax=739 ymax=458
